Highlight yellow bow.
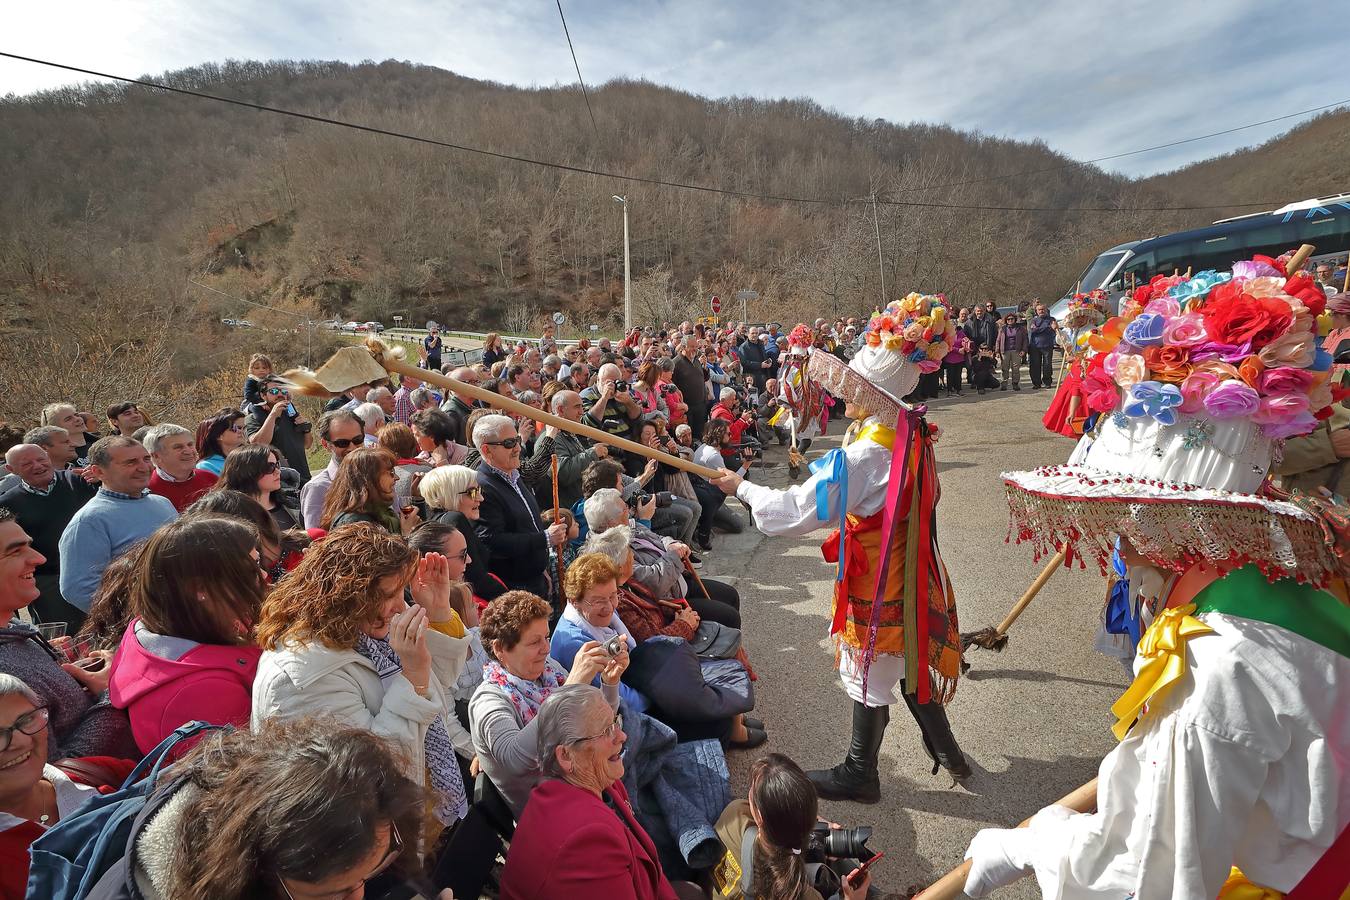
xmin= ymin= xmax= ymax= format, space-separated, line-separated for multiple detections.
xmin=1110 ymin=603 xmax=1214 ymax=741
xmin=1216 ymin=867 xmax=1283 ymax=900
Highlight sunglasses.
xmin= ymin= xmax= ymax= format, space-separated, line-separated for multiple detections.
xmin=265 ymin=387 xmax=288 ymax=396
xmin=328 ymin=437 xmax=361 ymax=449
xmin=486 ymin=437 xmax=522 ymax=450
xmin=462 ymin=487 xmax=483 ymax=500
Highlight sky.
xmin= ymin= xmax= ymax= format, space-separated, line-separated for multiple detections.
xmin=3 ymin=0 xmax=1346 ymax=180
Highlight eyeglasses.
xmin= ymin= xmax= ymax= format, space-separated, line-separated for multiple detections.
xmin=262 ymin=462 xmax=280 ymax=474
xmin=571 ymin=713 xmax=623 ymax=745
xmin=447 ymin=549 xmax=470 ymax=563
xmin=485 ymin=437 xmax=522 ymax=450
xmin=580 ymin=591 xmax=619 ymax=609
xmin=277 ymin=820 xmax=403 ymax=900
xmin=327 ymin=437 xmax=361 ymax=449
xmin=461 ymin=487 xmax=483 ymax=500
xmin=0 ymin=706 xmax=49 ymax=752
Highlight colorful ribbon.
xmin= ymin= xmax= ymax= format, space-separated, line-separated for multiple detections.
xmin=1110 ymin=603 xmax=1214 ymax=740
xmin=809 ymin=448 xmax=849 ymax=582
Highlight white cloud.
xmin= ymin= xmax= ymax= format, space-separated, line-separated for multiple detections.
xmin=2 ymin=0 xmax=1344 ymax=179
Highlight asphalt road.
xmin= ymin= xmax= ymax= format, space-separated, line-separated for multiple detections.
xmin=702 ymin=380 xmax=1126 ymax=899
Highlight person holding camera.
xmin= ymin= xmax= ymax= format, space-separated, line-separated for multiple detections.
xmin=712 ymin=753 xmax=871 ymax=900
xmin=243 ymin=375 xmax=313 ymax=483
xmin=580 ymin=363 xmax=643 ymax=463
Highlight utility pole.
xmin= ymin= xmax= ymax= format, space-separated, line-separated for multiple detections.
xmin=871 ymin=194 xmax=886 ymax=306
xmin=613 ymin=195 xmax=631 ymax=332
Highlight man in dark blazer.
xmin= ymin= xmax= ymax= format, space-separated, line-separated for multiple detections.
xmin=672 ymin=335 xmax=710 ymax=442
xmin=473 ymin=414 xmax=568 ymax=598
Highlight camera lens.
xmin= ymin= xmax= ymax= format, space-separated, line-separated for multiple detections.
xmin=823 ymin=826 xmax=872 ymax=859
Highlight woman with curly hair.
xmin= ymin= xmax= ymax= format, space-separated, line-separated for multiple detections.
xmin=252 ymin=523 xmax=472 ymax=831
xmin=211 ymin=443 xmax=301 ymax=532
xmin=121 ymin=717 xmax=448 ymax=900
xmin=318 ymin=447 xmax=420 ymax=535
xmin=193 ymin=408 xmax=246 ymax=476
xmin=469 ymin=590 xmax=626 ymax=817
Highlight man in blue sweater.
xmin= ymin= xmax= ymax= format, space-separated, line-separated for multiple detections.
xmin=1027 ymin=302 xmax=1058 ymax=389
xmin=58 ymin=436 xmax=177 ymax=611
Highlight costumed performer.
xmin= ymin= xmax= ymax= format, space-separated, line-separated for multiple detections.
xmin=773 ymin=324 xmax=829 ymax=476
xmin=963 ymin=260 xmax=1350 ymax=899
xmin=1042 ymin=293 xmax=1106 ymax=439
xmin=714 ymin=295 xmax=970 ymax=804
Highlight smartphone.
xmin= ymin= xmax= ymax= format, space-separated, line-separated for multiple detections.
xmin=285 ymin=402 xmax=297 ymax=417
xmin=602 ymin=634 xmax=625 ymax=657
xmin=849 ymin=852 xmax=884 ymax=888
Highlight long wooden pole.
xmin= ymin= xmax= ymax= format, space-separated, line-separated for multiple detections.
xmin=377 ymin=354 xmax=724 ymax=480
xmin=1286 ymin=243 xmax=1316 ymax=277
xmin=997 ymin=548 xmax=1066 ymax=635
xmin=913 ymin=777 xmax=1099 ymax=900
xmin=551 ymin=454 xmax=565 ymax=593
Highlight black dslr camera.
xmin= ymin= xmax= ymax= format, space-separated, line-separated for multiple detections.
xmin=804 ymin=821 xmax=874 ymax=863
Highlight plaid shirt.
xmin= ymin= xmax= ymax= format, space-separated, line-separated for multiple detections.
xmin=393 ymin=387 xmax=415 ymax=425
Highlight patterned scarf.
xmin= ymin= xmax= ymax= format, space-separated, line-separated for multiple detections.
xmin=482 ymin=656 xmax=568 ymax=724
xmin=354 ymin=634 xmax=467 ymax=824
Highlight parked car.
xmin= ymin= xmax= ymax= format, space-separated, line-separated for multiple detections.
xmin=364 ymin=321 xmax=385 ymax=333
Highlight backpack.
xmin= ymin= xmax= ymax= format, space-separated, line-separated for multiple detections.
xmin=26 ymin=721 xmax=224 ymax=900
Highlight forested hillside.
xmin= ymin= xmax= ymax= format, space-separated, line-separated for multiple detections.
xmin=0 ymin=58 xmax=1344 ymax=423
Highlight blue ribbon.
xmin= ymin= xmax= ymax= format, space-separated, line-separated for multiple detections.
xmin=1103 ymin=545 xmax=1142 ymax=645
xmin=809 ymin=448 xmax=849 ymax=582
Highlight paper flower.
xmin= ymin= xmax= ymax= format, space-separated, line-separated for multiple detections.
xmin=1190 ymin=340 xmax=1252 ymax=364
xmin=1202 ymin=380 xmax=1261 ymax=419
xmin=1122 ymin=313 xmax=1167 ymax=347
xmin=1112 ymin=353 xmax=1147 ymax=389
xmin=1258 ymin=366 xmax=1316 ymax=396
xmin=1201 ymin=294 xmax=1293 ymax=348
xmin=1179 ymin=371 xmax=1220 ymax=414
xmin=1231 ymin=259 xmax=1282 ymax=280
xmin=1143 ymin=345 xmax=1192 ymax=383
xmin=1237 ymin=355 xmax=1266 ymax=389
xmin=1123 ymin=380 xmax=1183 ymax=426
xmin=1162 ymin=312 xmax=1208 ymax=347
xmin=1083 ymin=367 xmax=1119 ymax=412
xmin=1256 ymin=330 xmax=1316 ymax=369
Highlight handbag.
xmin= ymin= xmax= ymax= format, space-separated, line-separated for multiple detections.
xmin=687 ymin=620 xmax=742 ymax=660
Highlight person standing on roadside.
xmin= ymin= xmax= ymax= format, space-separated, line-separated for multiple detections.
xmin=422 ymin=325 xmax=443 ymax=373
xmin=1027 ymin=302 xmax=1057 ymax=389
xmin=963 ymin=305 xmax=999 ymax=390
xmin=995 ymin=312 xmax=1028 ymax=391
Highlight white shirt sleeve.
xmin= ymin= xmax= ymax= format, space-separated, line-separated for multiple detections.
xmin=735 ymin=440 xmax=890 ymax=537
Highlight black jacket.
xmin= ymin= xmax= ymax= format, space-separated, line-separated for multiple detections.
xmin=440 ymin=396 xmax=475 ymax=447
xmin=963 ymin=315 xmax=999 ymax=350
xmin=672 ymin=355 xmax=709 ymax=416
xmin=475 ymin=466 xmax=550 ymax=596
xmin=435 ymin=510 xmax=507 ymax=603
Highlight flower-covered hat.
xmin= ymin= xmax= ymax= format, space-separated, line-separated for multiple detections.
xmin=786 ymin=323 xmax=813 ymax=358
xmin=806 ymin=293 xmax=955 ymax=417
xmin=1061 ymin=289 xmax=1108 ymax=330
xmin=1003 ymin=252 xmax=1348 ymax=586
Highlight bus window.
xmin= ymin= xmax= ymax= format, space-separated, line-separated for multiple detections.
xmin=1151 ymin=240 xmax=1196 ymax=276
xmin=1113 ymin=251 xmax=1155 ymax=289
xmin=1238 ymin=221 xmax=1298 ymax=259
xmin=1075 ymin=251 xmax=1127 ymax=292
xmin=1190 ymin=234 xmax=1242 ymax=272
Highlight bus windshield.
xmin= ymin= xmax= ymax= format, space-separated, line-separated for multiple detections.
xmin=1072 ymin=251 xmax=1126 ymax=295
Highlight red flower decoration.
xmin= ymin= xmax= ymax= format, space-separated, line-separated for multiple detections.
xmin=1201 ymin=295 xmax=1293 ymax=347
xmin=1253 ymin=254 xmax=1287 ymax=276
xmin=1283 ymin=272 xmax=1327 ymax=317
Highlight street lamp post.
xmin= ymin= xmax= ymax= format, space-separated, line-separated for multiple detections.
xmin=613 ymin=195 xmax=631 ymax=333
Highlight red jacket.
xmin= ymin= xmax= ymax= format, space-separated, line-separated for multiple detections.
xmin=500 ymin=779 xmax=677 ymax=900
xmin=710 ymin=402 xmax=748 ymax=444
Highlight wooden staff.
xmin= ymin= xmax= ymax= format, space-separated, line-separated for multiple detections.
xmin=365 ymin=344 xmax=724 ymax=480
xmin=551 ymin=454 xmax=565 ymax=594
xmin=961 ymin=547 xmax=1066 ymax=654
xmin=913 ymin=777 xmax=1099 ymax=900
xmin=683 ymin=557 xmax=709 ymax=597
xmin=1343 ymin=257 xmax=1349 ymax=294
xmin=1285 ymin=243 xmax=1315 ymax=277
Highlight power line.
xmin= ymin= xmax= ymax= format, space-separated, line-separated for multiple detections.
xmin=554 ymin=0 xmax=599 ymax=139
xmin=0 ymin=50 xmax=1293 ymax=215
xmin=894 ymin=97 xmax=1350 ymax=196
xmin=186 ymin=278 xmax=311 ymax=319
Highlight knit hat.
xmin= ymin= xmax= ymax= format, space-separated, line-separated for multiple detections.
xmin=1003 ymin=256 xmax=1348 ymax=587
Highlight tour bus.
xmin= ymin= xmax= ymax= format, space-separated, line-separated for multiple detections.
xmin=1051 ymin=193 xmax=1350 ymax=321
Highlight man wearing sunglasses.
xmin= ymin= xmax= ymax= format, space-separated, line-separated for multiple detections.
xmin=298 ymin=410 xmax=367 ymax=530
xmin=473 ymin=415 xmax=567 ymax=598
xmin=244 ymin=376 xmax=313 ymax=485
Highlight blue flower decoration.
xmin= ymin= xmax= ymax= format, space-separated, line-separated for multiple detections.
xmin=1121 ymin=313 xmax=1166 ymax=347
xmin=1165 ymin=270 xmax=1231 ymax=305
xmin=908 ymin=350 xmax=927 ymax=362
xmin=1122 ymin=380 xmax=1183 ymax=427
xmin=1311 ymin=348 xmax=1333 ymax=372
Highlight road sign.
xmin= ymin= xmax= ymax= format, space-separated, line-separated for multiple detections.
xmin=392 ymin=315 xmax=403 ymax=323
xmin=552 ymin=312 xmax=566 ymax=326
xmin=710 ymin=295 xmax=722 ymax=314
xmin=735 ymin=290 xmax=758 ymax=301
xmin=589 ymin=324 xmax=600 ymax=331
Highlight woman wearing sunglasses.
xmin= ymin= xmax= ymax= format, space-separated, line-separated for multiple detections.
xmin=419 ymin=465 xmax=504 ymax=608
xmin=93 ymin=717 xmax=453 ymax=900
xmin=212 ymin=444 xmax=301 ymax=532
xmin=193 ymin=408 xmax=246 ymax=477
xmin=0 ymin=674 xmax=137 ymax=900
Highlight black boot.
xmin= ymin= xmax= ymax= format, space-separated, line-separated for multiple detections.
xmin=807 ymin=701 xmax=888 ymax=804
xmin=900 ymin=684 xmax=972 ymax=781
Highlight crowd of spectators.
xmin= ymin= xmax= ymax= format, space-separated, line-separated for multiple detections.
xmin=0 ymin=318 xmax=887 ymax=899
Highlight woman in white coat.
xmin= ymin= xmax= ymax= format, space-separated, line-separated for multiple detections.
xmin=252 ymin=521 xmax=471 ymax=833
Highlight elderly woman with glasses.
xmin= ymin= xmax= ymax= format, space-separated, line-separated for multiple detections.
xmin=469 ymin=591 xmax=624 ymax=818
xmin=550 ymin=553 xmax=647 ymax=714
xmin=419 ymin=465 xmax=504 ymax=608
xmin=499 ymin=684 xmax=686 ymax=900
xmin=0 ymin=674 xmax=138 ymax=899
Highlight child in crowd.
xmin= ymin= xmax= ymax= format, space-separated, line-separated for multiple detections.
xmin=972 ymin=348 xmax=999 ymax=395
xmin=242 ymin=354 xmax=274 ymax=408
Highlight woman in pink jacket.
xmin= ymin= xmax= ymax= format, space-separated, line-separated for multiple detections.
xmin=109 ymin=516 xmax=264 ymax=754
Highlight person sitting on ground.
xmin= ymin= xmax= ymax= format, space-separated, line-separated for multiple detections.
xmin=143 ymin=423 xmax=216 ymax=512
xmin=298 ymin=409 xmax=366 ymax=529
xmin=105 ymin=401 xmax=148 ymax=437
xmin=192 ymin=408 xmax=246 ymax=477
xmin=211 ymin=443 xmax=301 ymax=532
xmin=585 ymin=488 xmax=741 ymax=628
xmin=470 ymin=590 xmax=625 ymax=818
xmin=473 ymin=415 xmax=567 ymax=598
xmin=377 ymin=422 xmax=433 ymax=513
xmin=410 ymin=407 xmax=468 ymax=468
xmin=252 ymin=523 xmax=472 ymax=830
xmin=0 ymin=508 xmax=135 ymax=761
xmin=419 ymin=465 xmax=506 ymax=607
xmin=318 ymin=448 xmax=420 ymax=535
xmin=107 ymin=517 xmax=264 ymax=754
xmin=38 ymin=405 xmax=98 ymax=467
xmin=0 ymin=443 xmax=97 ymax=625
xmin=241 ymin=353 xmax=273 ymax=408
xmin=106 ymin=717 xmax=452 ymax=900
xmin=57 ymin=437 xmax=178 ymax=613
xmin=499 ymin=685 xmax=684 ymax=900
xmin=0 ymin=674 xmax=137 ymax=900
xmin=712 ymin=753 xmax=871 ymax=900
xmin=185 ymin=489 xmax=308 ymax=583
